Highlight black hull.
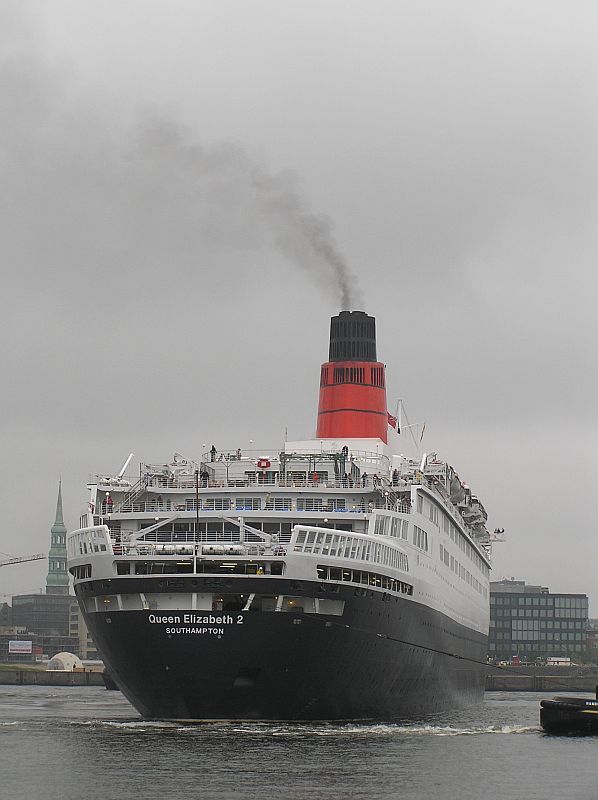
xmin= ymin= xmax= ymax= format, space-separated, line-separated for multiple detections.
xmin=540 ymin=697 xmax=598 ymax=735
xmin=78 ymin=577 xmax=487 ymax=720
xmin=101 ymin=670 xmax=119 ymax=691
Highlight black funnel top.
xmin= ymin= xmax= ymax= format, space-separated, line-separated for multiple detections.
xmin=328 ymin=310 xmax=377 ymax=362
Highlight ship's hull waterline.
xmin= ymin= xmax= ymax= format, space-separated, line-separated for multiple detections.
xmin=79 ymin=579 xmax=487 ymax=720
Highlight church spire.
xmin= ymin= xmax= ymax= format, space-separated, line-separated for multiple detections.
xmin=54 ymin=480 xmax=64 ymax=527
xmin=46 ymin=481 xmax=69 ymax=596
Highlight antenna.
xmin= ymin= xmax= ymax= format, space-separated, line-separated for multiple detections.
xmin=400 ymin=403 xmax=421 ymax=453
xmin=118 ymin=453 xmax=134 ymax=479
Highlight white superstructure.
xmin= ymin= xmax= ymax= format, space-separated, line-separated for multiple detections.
xmin=69 ymin=443 xmax=493 ymax=633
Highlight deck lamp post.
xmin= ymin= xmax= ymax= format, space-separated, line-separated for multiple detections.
xmin=195 ymin=469 xmax=200 ymax=538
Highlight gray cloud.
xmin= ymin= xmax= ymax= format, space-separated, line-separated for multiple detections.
xmin=1 ymin=1 xmax=597 ymax=610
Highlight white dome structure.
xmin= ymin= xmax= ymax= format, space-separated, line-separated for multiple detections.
xmin=46 ymin=652 xmax=83 ymax=672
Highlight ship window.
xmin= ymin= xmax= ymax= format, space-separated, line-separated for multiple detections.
xmin=174 ymin=523 xmax=192 ymax=533
xmin=413 ymin=525 xmax=429 ymax=552
xmin=297 ymin=498 xmax=323 ymax=512
xmin=202 ymin=498 xmax=231 ymax=511
xmin=206 ymin=522 xmax=223 ymax=537
xmin=116 ymin=563 xmax=130 ymax=575
xmin=236 ymin=498 xmax=261 ymax=511
xmin=211 ymin=594 xmax=246 ymax=613
xmin=316 ymin=566 xmax=413 ymax=596
xmin=287 ymin=471 xmax=307 ymax=485
xmin=71 ymin=564 xmax=92 ymax=580
xmin=279 ymin=597 xmax=303 ymax=613
xmin=246 ymin=563 xmax=267 ymax=575
xmin=265 ymin=497 xmax=292 ymax=511
xmin=326 ymin=498 xmax=346 ymax=512
xmin=251 ymin=595 xmax=278 ymax=612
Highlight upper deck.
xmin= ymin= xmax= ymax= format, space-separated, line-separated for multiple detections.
xmin=82 ymin=445 xmax=494 ymax=565
xmin=70 ymin=444 xmax=492 ymax=629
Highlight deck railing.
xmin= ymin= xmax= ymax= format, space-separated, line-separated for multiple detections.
xmin=114 ymin=475 xmax=402 ymax=491
xmin=103 ymin=497 xmax=411 ymax=517
xmin=110 ymin=539 xmax=284 ymax=556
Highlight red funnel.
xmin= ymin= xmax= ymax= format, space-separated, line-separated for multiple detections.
xmin=316 ymin=311 xmax=388 ymax=443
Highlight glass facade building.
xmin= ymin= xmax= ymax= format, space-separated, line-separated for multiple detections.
xmin=11 ymin=594 xmax=78 ymax=638
xmin=489 ymin=580 xmax=589 ymax=662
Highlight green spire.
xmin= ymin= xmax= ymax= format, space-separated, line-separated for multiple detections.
xmin=52 ymin=480 xmax=66 ymax=532
xmin=46 ymin=481 xmax=69 ymax=596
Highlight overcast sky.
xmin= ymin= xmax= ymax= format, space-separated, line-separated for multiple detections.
xmin=1 ymin=1 xmax=596 ymax=610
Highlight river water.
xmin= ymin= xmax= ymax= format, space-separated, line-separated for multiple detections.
xmin=0 ymin=686 xmax=595 ymax=800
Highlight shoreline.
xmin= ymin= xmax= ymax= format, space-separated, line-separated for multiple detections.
xmin=0 ymin=667 xmax=596 ymax=692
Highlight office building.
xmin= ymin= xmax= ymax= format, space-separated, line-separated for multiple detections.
xmin=489 ymin=579 xmax=589 ymax=662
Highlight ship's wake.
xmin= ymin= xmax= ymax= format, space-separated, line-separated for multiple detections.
xmin=65 ymin=720 xmax=539 ymax=736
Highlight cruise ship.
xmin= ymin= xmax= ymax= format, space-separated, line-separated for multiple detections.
xmin=67 ymin=311 xmax=496 ymax=720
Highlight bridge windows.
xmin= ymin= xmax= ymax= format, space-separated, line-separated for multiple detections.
xmin=316 ymin=564 xmax=413 ymax=595
xmin=69 ymin=564 xmax=92 ymax=579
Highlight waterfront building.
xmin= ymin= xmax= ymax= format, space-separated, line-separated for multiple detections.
xmin=69 ymin=603 xmax=100 ymax=660
xmin=0 ymin=628 xmax=42 ymax=663
xmin=11 ymin=592 xmax=77 ymax=639
xmin=0 ymin=602 xmax=11 ymax=627
xmin=489 ymin=579 xmax=589 ymax=662
xmin=0 ymin=631 xmax=78 ymax=663
xmin=586 ymin=619 xmax=598 ymax=660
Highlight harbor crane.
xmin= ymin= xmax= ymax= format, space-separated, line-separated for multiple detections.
xmin=0 ymin=554 xmax=46 ymax=568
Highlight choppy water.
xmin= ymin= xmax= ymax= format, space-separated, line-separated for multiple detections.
xmin=0 ymin=687 xmax=595 ymax=800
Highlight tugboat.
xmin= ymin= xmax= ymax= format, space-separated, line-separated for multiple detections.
xmin=540 ymin=688 xmax=598 ymax=734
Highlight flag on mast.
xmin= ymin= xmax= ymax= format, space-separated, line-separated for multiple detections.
xmin=388 ymin=400 xmax=401 ymax=433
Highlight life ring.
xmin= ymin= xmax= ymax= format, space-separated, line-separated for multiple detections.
xmin=257 ymin=458 xmax=271 ymax=469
